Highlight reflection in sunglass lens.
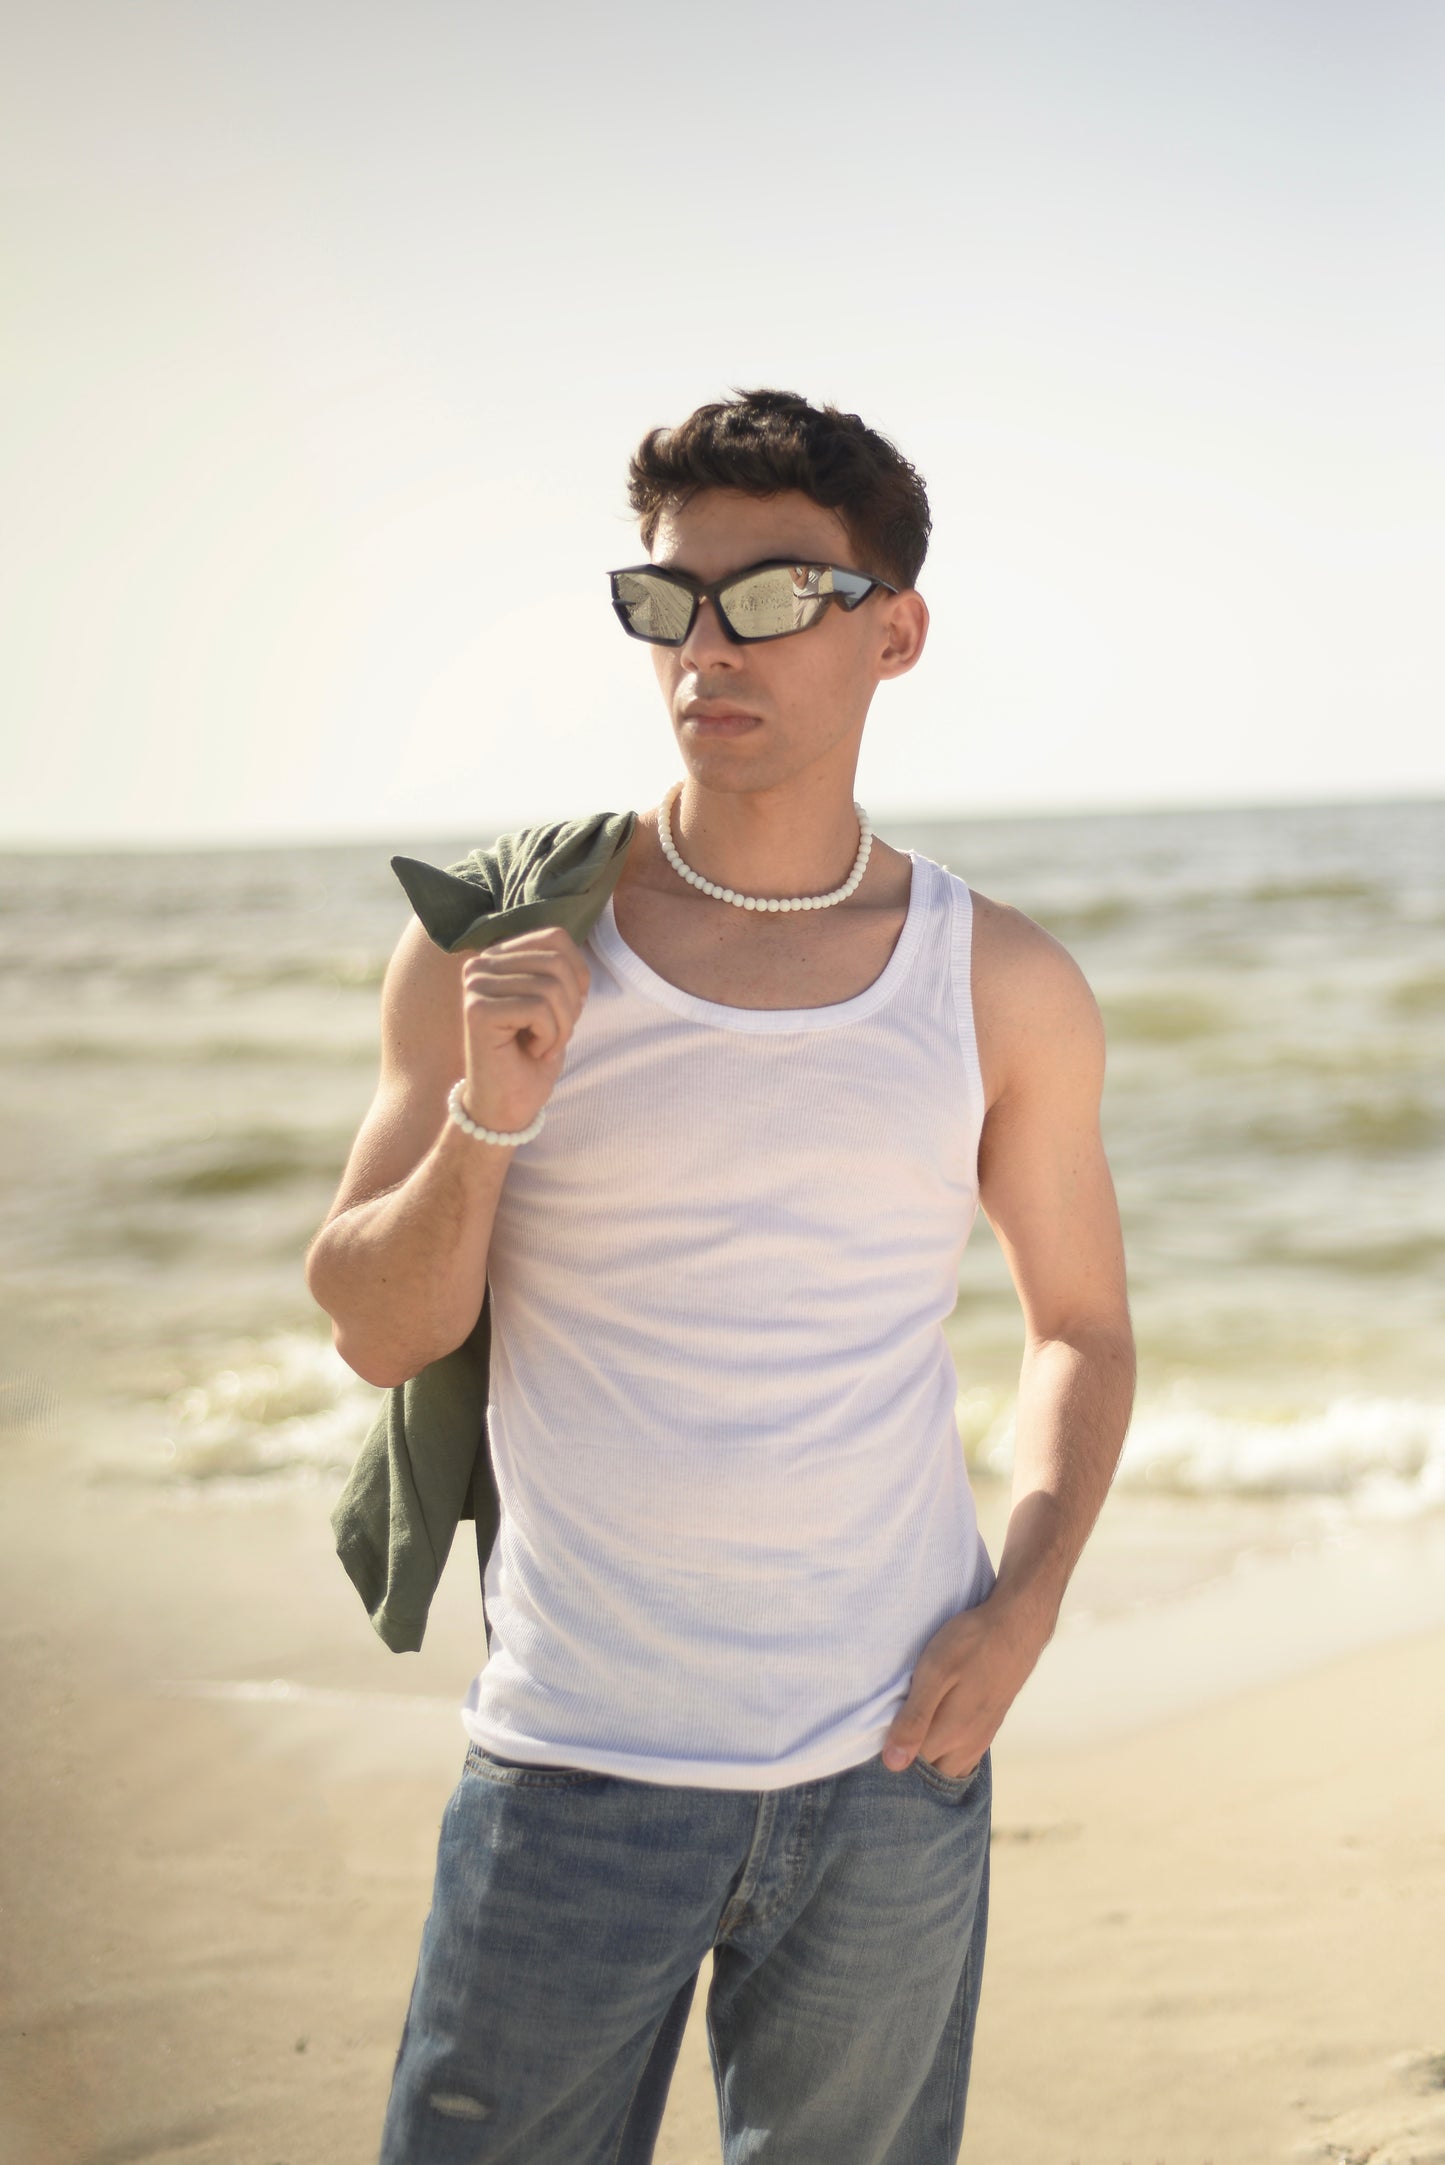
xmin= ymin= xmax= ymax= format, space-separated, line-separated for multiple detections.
xmin=718 ymin=564 xmax=834 ymax=639
xmin=614 ymin=571 xmax=695 ymax=644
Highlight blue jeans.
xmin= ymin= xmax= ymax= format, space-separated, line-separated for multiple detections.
xmin=379 ymin=1739 xmax=992 ymax=2164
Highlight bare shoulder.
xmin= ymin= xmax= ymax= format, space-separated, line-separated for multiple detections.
xmin=967 ymin=887 xmax=1105 ymax=1109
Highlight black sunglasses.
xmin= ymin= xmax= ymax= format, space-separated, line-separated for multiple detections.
xmin=609 ymin=558 xmax=898 ymax=647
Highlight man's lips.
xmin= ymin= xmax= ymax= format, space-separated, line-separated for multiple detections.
xmin=681 ymin=706 xmax=760 ymax=728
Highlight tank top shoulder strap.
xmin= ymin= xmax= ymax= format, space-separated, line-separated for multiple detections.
xmin=941 ymin=863 xmax=984 ymax=1116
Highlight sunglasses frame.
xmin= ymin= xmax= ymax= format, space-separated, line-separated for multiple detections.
xmin=608 ymin=557 xmax=899 ymax=647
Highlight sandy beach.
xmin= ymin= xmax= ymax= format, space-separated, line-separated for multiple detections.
xmin=4 ymin=1414 xmax=1442 ymax=2165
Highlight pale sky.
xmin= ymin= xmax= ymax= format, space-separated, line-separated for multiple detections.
xmin=3 ymin=0 xmax=1442 ymax=844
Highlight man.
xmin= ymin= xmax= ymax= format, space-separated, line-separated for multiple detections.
xmin=306 ymin=388 xmax=1135 ymax=2164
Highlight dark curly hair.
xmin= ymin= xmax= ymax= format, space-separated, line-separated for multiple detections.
xmin=626 ymin=388 xmax=931 ymax=590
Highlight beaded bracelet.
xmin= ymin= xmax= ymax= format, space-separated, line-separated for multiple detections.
xmin=446 ymin=1079 xmax=546 ymax=1148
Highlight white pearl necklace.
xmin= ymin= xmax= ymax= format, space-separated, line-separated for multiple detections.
xmin=658 ymin=783 xmax=872 ymax=912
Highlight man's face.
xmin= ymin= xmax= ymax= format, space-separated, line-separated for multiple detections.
xmin=644 ymin=488 xmax=921 ymax=797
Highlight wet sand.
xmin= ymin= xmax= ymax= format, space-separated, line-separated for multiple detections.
xmin=3 ymin=1425 xmax=1443 ymax=2165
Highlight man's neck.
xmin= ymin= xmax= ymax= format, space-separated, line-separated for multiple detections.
xmin=649 ymin=777 xmax=869 ymax=905
xmin=609 ymin=819 xmax=915 ymax=1012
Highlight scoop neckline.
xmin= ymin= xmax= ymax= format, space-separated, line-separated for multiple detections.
xmin=589 ymin=853 xmax=931 ymax=1034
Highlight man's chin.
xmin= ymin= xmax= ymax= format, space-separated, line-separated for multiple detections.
xmin=673 ymin=743 xmax=777 ymax=792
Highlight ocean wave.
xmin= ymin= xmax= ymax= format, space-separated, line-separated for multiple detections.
xmin=150 ymin=1130 xmax=341 ymax=1199
xmin=1097 ymin=991 xmax=1227 ymax=1043
xmin=1245 ymin=1230 xmax=1444 ymax=1276
xmin=1 ymin=1034 xmax=376 ymax=1067
xmin=114 ymin=1337 xmax=1445 ymax=1531
xmin=1390 ymin=968 xmax=1445 ymax=1016
xmin=1238 ymin=1096 xmax=1444 ymax=1157
xmin=0 ymin=951 xmax=391 ymax=994
xmin=154 ymin=1333 xmax=379 ymax=1481
xmin=1241 ymin=875 xmax=1386 ymax=908
xmin=967 ymin=1388 xmax=1445 ymax=1519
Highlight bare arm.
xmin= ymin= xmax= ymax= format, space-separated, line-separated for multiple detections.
xmin=304 ymin=916 xmax=591 ymax=1387
xmin=882 ymin=898 xmax=1136 ymax=1776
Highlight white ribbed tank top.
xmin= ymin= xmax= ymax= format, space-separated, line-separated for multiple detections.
xmin=461 ymin=849 xmax=995 ymax=1789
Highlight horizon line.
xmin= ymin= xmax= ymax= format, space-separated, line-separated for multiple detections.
xmin=1 ymin=785 xmax=1441 ymax=858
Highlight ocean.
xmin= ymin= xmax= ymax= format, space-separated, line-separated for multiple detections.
xmin=2 ymin=797 xmax=1441 ymax=1617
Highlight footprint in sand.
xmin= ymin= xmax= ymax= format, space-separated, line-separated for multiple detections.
xmin=1289 ymin=2046 xmax=1445 ymax=2164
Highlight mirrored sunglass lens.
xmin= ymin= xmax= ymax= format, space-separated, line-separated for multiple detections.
xmin=615 ymin=572 xmax=694 ymax=643
xmin=719 ymin=564 xmax=835 ymax=639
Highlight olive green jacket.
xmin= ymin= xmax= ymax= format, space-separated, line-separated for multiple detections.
xmin=329 ymin=809 xmax=636 ymax=1652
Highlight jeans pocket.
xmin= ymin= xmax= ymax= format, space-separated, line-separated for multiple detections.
xmin=463 ymin=1739 xmax=606 ymax=1789
xmin=912 ymin=1748 xmax=989 ymax=1800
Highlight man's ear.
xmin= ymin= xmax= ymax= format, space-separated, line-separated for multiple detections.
xmin=876 ymin=589 xmax=929 ymax=680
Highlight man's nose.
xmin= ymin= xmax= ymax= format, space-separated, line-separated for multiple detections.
xmin=678 ymin=592 xmax=738 ymax=671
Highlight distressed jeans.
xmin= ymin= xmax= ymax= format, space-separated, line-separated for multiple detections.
xmin=378 ymin=1739 xmax=992 ymax=2164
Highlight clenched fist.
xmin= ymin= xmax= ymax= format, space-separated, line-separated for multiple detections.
xmin=458 ymin=927 xmax=592 ymax=1136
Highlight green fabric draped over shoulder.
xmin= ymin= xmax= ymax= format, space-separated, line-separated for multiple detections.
xmin=328 ymin=808 xmax=636 ymax=1652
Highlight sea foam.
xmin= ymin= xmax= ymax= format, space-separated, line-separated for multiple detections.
xmin=157 ymin=1332 xmax=377 ymax=1483
xmin=968 ymin=1386 xmax=1445 ymax=1520
xmin=150 ymin=1332 xmax=1445 ymax=1530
